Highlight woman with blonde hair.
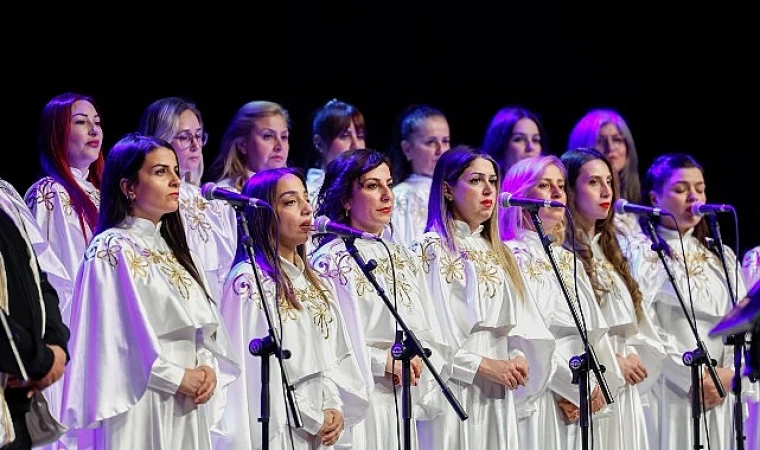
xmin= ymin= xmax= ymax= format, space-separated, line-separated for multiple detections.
xmin=206 ymin=101 xmax=291 ymax=192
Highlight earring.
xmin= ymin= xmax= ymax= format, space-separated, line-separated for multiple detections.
xmin=127 ymin=192 xmax=136 ymax=201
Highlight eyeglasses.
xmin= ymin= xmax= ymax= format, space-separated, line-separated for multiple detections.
xmin=173 ymin=131 xmax=208 ymax=149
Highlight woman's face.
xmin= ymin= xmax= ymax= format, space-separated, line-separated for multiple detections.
xmin=345 ymin=163 xmax=394 ymax=236
xmin=524 ymin=164 xmax=566 ymax=232
xmin=274 ymin=173 xmax=313 ymax=257
xmin=323 ymin=121 xmax=365 ymax=167
xmin=127 ymin=147 xmax=181 ymax=224
xmin=595 ymin=123 xmax=628 ymax=174
xmin=504 ymin=118 xmax=542 ymax=169
xmin=171 ymin=109 xmax=204 ymax=178
xmin=449 ymin=157 xmax=498 ymax=232
xmin=241 ymin=114 xmax=290 ymax=173
xmin=66 ymin=100 xmax=103 ymax=170
xmin=401 ymin=116 xmax=451 ymax=177
xmin=572 ymin=159 xmax=613 ymax=232
xmin=649 ymin=167 xmax=706 ymax=233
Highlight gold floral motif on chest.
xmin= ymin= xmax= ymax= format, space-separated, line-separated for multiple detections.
xmin=593 ymin=256 xmax=622 ymax=299
xmin=295 ymin=284 xmax=334 ymax=339
xmin=90 ymin=234 xmax=195 ymax=300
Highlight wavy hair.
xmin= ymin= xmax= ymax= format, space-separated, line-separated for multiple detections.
xmin=561 ymin=148 xmax=644 ymax=320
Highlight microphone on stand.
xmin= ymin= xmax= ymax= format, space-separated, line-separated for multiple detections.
xmin=691 ymin=202 xmax=734 ymax=217
xmin=498 ymin=192 xmax=565 ymax=209
xmin=613 ymin=199 xmax=669 ymax=217
xmin=201 ymin=182 xmax=270 ymax=208
xmin=313 ymin=215 xmax=381 ymax=241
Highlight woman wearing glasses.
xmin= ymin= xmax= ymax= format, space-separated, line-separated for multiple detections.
xmin=139 ymin=97 xmax=238 ymax=303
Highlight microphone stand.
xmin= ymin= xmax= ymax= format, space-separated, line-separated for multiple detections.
xmin=342 ymin=237 xmax=467 ymax=450
xmin=706 ymin=214 xmax=753 ymax=450
xmin=235 ymin=206 xmax=302 ymax=449
xmin=641 ymin=217 xmax=725 ymax=450
xmin=526 ymin=206 xmax=612 ymax=450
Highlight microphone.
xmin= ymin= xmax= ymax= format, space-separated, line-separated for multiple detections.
xmin=313 ymin=215 xmax=381 ymax=241
xmin=613 ymin=199 xmax=669 ymax=217
xmin=691 ymin=202 xmax=734 ymax=216
xmin=201 ymin=182 xmax=270 ymax=208
xmin=498 ymin=192 xmax=565 ymax=209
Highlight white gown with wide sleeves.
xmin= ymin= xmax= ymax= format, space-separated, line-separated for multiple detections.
xmin=590 ymin=233 xmax=666 ymax=450
xmin=627 ymin=226 xmax=750 ymax=450
xmin=310 ymin=235 xmax=452 ymax=450
xmin=213 ymin=256 xmax=368 ymax=450
xmin=61 ymin=217 xmax=239 ymax=450
xmin=506 ymin=230 xmax=624 ymax=450
xmin=411 ymin=221 xmax=552 ymax=450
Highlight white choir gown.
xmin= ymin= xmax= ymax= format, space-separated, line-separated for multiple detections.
xmin=306 ymin=168 xmax=324 ymax=210
xmin=178 ymin=182 xmax=237 ymax=302
xmin=505 ymin=229 xmax=625 ymax=450
xmin=24 ymin=169 xmax=100 ymax=300
xmin=60 ymin=217 xmax=240 ymax=450
xmin=212 ymin=255 xmax=369 ymax=449
xmin=588 ymin=233 xmax=667 ymax=450
xmin=410 ymin=221 xmax=555 ymax=450
xmin=741 ymin=246 xmax=760 ymax=450
xmin=626 ymin=226 xmax=753 ymax=450
xmin=391 ymin=174 xmax=432 ymax=247
xmin=309 ymin=233 xmax=453 ymax=450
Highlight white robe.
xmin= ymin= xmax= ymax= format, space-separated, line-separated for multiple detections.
xmin=309 ymin=234 xmax=452 ymax=450
xmin=24 ymin=168 xmax=100 ymax=297
xmin=391 ymin=174 xmax=432 ymax=247
xmin=60 ymin=217 xmax=239 ymax=450
xmin=741 ymin=246 xmax=760 ymax=450
xmin=178 ymin=182 xmax=237 ymax=303
xmin=588 ymin=233 xmax=667 ymax=450
xmin=410 ymin=221 xmax=555 ymax=450
xmin=626 ymin=226 xmax=752 ymax=450
xmin=212 ymin=256 xmax=368 ymax=449
xmin=506 ymin=230 xmax=625 ymax=450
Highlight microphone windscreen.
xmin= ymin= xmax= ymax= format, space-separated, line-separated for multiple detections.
xmin=613 ymin=199 xmax=628 ymax=215
xmin=201 ymin=182 xmax=216 ymax=201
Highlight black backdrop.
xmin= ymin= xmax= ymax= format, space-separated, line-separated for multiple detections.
xmin=6 ymin=12 xmax=757 ymax=259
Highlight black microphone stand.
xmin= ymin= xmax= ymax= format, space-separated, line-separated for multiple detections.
xmin=235 ymin=206 xmax=302 ymax=449
xmin=342 ymin=237 xmax=467 ymax=450
xmin=526 ymin=206 xmax=612 ymax=450
xmin=641 ymin=217 xmax=725 ymax=450
xmin=706 ymin=214 xmax=754 ymax=450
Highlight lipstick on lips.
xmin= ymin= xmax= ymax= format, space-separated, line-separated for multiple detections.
xmin=599 ymin=202 xmax=610 ymax=209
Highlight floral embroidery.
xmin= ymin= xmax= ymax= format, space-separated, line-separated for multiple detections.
xmin=462 ymin=249 xmax=501 ymax=299
xmin=297 ymin=284 xmax=334 ymax=339
xmin=181 ymin=196 xmax=214 ymax=242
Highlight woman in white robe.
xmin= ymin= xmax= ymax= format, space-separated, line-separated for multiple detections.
xmin=560 ymin=148 xmax=667 ymax=450
xmin=212 ymin=167 xmax=368 ymax=449
xmin=625 ymin=152 xmax=749 ymax=450
xmin=410 ymin=146 xmax=555 ymax=450
xmin=23 ymin=93 xmax=104 ymax=450
xmin=390 ymin=105 xmax=451 ymax=247
xmin=309 ymin=149 xmax=452 ymax=450
xmin=138 ymin=97 xmax=238 ymax=302
xmin=499 ymin=155 xmax=625 ymax=450
xmin=60 ymin=134 xmax=239 ymax=450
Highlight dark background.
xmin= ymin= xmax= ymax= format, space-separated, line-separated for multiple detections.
xmin=5 ymin=10 xmax=757 ymax=260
